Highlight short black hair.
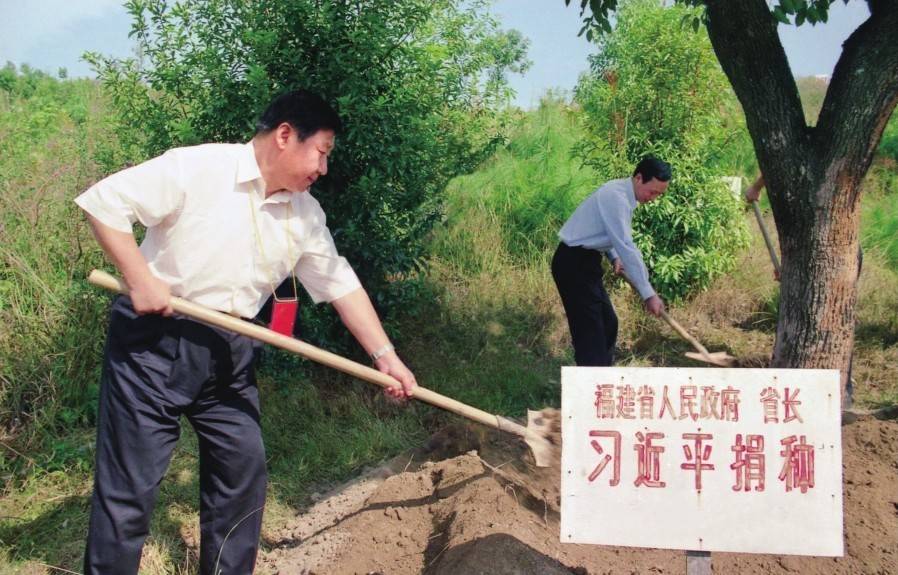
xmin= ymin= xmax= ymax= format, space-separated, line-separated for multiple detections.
xmin=255 ymin=89 xmax=342 ymax=140
xmin=633 ymin=155 xmax=672 ymax=182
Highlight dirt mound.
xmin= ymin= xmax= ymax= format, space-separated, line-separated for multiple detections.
xmin=263 ymin=415 xmax=898 ymax=575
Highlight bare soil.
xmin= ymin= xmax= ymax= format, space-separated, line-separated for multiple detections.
xmin=262 ymin=413 xmax=898 ymax=575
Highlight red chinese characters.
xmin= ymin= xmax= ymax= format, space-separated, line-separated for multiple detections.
xmin=783 ymin=388 xmax=804 ymax=423
xmin=778 ymin=435 xmax=815 ymax=493
xmin=583 ymin=382 xmax=817 ymax=494
xmin=617 ymin=385 xmax=637 ymax=419
xmin=633 ymin=431 xmax=666 ymax=488
xmin=594 ymin=384 xmax=616 ymax=419
xmin=681 ymin=433 xmax=715 ymax=491
xmin=585 ymin=429 xmax=816 ymax=494
xmin=760 ymin=386 xmax=804 ymax=424
xmin=679 ymin=386 xmax=699 ymax=422
xmin=594 ymin=382 xmax=742 ymax=422
xmin=730 ymin=434 xmax=765 ymax=492
xmin=588 ymin=430 xmax=621 ymax=486
xmin=720 ymin=386 xmax=741 ymax=422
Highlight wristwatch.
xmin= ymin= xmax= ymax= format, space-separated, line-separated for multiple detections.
xmin=370 ymin=343 xmax=395 ymax=361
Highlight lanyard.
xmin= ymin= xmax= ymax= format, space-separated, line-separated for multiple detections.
xmin=248 ymin=188 xmax=299 ymax=302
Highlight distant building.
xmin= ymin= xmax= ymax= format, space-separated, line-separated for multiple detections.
xmin=814 ymin=74 xmax=831 ymax=84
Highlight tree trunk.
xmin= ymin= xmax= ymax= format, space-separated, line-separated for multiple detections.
xmin=773 ymin=168 xmax=862 ymax=400
xmin=702 ymin=0 xmax=898 ymax=399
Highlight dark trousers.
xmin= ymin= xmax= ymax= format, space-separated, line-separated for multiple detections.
xmin=84 ymin=296 xmax=267 ymax=575
xmin=552 ymin=242 xmax=619 ymax=366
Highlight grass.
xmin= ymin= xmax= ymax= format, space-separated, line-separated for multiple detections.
xmin=0 ymin=83 xmax=895 ymax=573
xmin=440 ymin=97 xmax=598 ymax=264
xmin=862 ymin=162 xmax=898 ymax=270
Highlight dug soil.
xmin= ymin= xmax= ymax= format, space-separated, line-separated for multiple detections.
xmin=262 ymin=413 xmax=898 ymax=575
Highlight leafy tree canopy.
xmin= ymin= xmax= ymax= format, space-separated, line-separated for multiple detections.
xmin=87 ymin=0 xmax=530 ymax=342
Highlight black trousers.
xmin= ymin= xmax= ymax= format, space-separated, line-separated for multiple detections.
xmin=84 ymin=296 xmax=267 ymax=574
xmin=552 ymin=242 xmax=619 ymax=366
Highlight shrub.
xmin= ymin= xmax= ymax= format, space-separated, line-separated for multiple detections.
xmin=86 ymin=0 xmax=530 ymax=343
xmin=574 ymin=0 xmax=749 ymax=301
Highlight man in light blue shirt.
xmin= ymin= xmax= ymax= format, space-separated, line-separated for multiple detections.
xmin=552 ymin=156 xmax=671 ymax=365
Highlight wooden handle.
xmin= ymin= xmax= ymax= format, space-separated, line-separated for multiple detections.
xmin=658 ymin=309 xmax=710 ymax=357
xmin=751 ymin=201 xmax=782 ymax=274
xmin=87 ymin=270 xmax=527 ymax=438
xmin=619 ymin=271 xmax=712 ymax=358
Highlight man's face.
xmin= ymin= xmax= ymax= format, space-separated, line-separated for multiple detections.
xmin=633 ymin=174 xmax=669 ymax=203
xmin=273 ymin=125 xmax=335 ymax=192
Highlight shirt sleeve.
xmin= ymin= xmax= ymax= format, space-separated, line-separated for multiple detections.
xmin=595 ymin=189 xmax=656 ymax=300
xmin=294 ymin=211 xmax=362 ymax=304
xmin=74 ymin=150 xmax=185 ymax=233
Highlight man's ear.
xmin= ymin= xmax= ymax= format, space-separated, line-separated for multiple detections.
xmin=633 ymin=173 xmax=644 ymax=185
xmin=275 ymin=123 xmax=293 ymax=150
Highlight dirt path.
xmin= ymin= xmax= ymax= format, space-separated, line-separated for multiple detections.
xmin=262 ymin=414 xmax=898 ymax=575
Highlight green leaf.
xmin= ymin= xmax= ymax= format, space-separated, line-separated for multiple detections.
xmin=772 ymin=7 xmax=790 ymax=24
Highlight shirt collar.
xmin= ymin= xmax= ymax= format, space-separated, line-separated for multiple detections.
xmin=624 ymin=177 xmax=637 ymax=208
xmin=237 ymin=140 xmax=294 ymax=204
xmin=236 ymin=140 xmax=263 ymax=185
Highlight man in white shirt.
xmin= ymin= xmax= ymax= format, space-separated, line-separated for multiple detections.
xmin=76 ymin=90 xmax=417 ymax=574
xmin=552 ymin=156 xmax=671 ymax=366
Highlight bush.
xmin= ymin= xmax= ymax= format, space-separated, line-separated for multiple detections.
xmin=86 ymin=0 xmax=529 ymax=344
xmin=574 ymin=0 xmax=749 ymax=301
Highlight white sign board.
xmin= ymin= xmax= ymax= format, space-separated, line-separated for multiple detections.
xmin=560 ymin=367 xmax=843 ymax=556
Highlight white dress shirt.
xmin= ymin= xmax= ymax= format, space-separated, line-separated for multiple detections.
xmin=558 ymin=177 xmax=656 ymax=300
xmin=75 ymin=141 xmax=361 ymax=317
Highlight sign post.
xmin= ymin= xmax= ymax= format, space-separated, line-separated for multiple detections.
xmin=686 ymin=550 xmax=711 ymax=575
xmin=560 ymin=367 xmax=843 ymax=561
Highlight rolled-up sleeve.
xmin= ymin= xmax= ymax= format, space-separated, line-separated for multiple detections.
xmin=74 ymin=150 xmax=184 ymax=233
xmin=295 ymin=222 xmax=362 ymax=304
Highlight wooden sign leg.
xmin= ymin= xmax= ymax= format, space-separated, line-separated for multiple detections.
xmin=686 ymin=550 xmax=711 ymax=575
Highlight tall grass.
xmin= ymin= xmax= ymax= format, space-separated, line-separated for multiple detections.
xmin=862 ymin=163 xmax=898 ymax=269
xmin=0 ymin=71 xmax=124 ymax=456
xmin=440 ymin=96 xmax=598 ymax=266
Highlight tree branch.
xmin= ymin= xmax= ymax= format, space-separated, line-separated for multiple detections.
xmin=703 ymin=0 xmax=812 ymax=217
xmin=816 ymin=3 xmax=898 ymax=180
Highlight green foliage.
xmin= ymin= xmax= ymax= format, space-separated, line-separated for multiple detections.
xmin=770 ymin=0 xmax=847 ymax=26
xmin=795 ymin=75 xmax=828 ymax=125
xmin=86 ymin=0 xmax=530 ymax=341
xmin=440 ymin=96 xmax=597 ymax=265
xmin=862 ymin=166 xmax=898 ymax=270
xmin=877 ymin=111 xmax=898 ymax=162
xmin=568 ymin=0 xmax=846 ymax=36
xmin=574 ymin=0 xmax=749 ymax=300
xmin=0 ymin=67 xmax=118 ymax=450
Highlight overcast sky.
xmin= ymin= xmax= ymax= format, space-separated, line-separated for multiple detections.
xmin=0 ymin=0 xmax=871 ymax=108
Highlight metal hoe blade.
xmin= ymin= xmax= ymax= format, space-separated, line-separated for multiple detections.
xmin=684 ymin=351 xmax=737 ymax=367
xmin=524 ymin=408 xmax=561 ymax=467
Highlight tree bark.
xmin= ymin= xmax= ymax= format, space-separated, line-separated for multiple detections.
xmin=703 ymin=0 xmax=898 ymax=397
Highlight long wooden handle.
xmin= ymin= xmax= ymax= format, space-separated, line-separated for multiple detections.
xmin=87 ymin=270 xmax=527 ymax=438
xmin=619 ymin=271 xmax=712 ymax=357
xmin=658 ymin=309 xmax=710 ymax=357
xmin=751 ymin=200 xmax=782 ymax=274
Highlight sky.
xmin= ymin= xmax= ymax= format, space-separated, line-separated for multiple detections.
xmin=0 ymin=0 xmax=872 ymax=109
